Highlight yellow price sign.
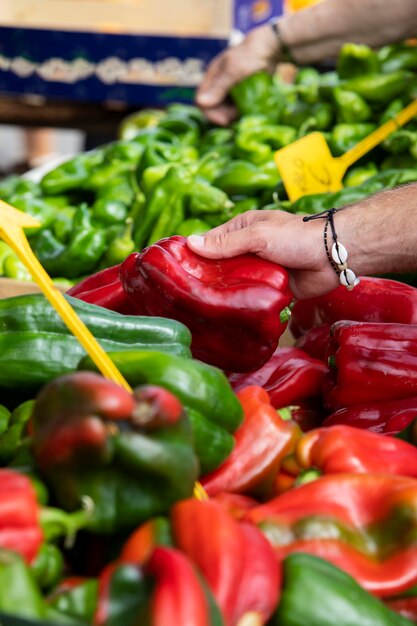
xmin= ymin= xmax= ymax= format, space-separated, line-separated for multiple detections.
xmin=275 ymin=99 xmax=417 ymax=202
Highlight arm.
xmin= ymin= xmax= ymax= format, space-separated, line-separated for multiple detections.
xmin=187 ymin=183 xmax=417 ymax=300
xmin=197 ymin=0 xmax=417 ymax=125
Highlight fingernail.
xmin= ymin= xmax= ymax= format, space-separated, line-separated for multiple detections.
xmin=187 ymin=235 xmax=205 ymax=248
xmin=197 ymin=93 xmax=214 ymax=106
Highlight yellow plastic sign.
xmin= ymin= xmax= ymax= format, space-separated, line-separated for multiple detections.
xmin=275 ymin=99 xmax=417 ymax=202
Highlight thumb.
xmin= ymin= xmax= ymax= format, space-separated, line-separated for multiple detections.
xmin=187 ymin=228 xmax=256 ymax=259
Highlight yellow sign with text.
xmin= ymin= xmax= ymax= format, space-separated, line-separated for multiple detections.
xmin=274 ymin=99 xmax=417 ymax=202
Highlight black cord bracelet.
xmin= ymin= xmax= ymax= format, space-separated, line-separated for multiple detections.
xmin=303 ymin=209 xmax=360 ymax=290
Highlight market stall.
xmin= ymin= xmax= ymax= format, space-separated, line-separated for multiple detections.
xmin=1 ymin=0 xmax=417 ymax=622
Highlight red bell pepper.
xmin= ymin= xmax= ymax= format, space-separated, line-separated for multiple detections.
xmin=201 ymin=386 xmax=300 ymax=498
xmin=385 ymin=597 xmax=417 ymax=622
xmin=147 ymin=547 xmax=214 ymax=626
xmin=290 ymin=276 xmax=417 ymax=338
xmin=246 ymin=473 xmax=417 ymax=597
xmin=228 ymin=347 xmax=328 ymax=409
xmin=119 ymin=236 xmax=293 ymax=372
xmin=120 ymin=517 xmax=172 ymax=566
xmin=294 ymin=324 xmax=331 ymax=362
xmin=323 ymin=397 xmax=417 ymax=435
xmin=172 ymin=498 xmax=280 ymax=626
xmin=0 ymin=470 xmax=43 ymax=564
xmin=67 ymin=263 xmax=131 ymax=313
xmin=295 ymin=424 xmax=417 ymax=478
xmin=325 ymin=321 xmax=417 ymax=410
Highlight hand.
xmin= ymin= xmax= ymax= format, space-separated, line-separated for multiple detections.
xmin=196 ymin=24 xmax=281 ymax=126
xmin=186 ymin=210 xmax=339 ymax=300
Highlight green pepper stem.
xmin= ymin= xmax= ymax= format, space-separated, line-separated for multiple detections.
xmin=280 ymin=306 xmax=292 ymax=324
xmin=40 ymin=496 xmax=94 ymax=547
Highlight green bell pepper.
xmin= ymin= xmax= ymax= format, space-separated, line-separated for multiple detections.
xmin=8 ymin=196 xmax=57 ymax=236
xmin=234 ymin=125 xmax=296 ymax=164
xmin=379 ymin=43 xmax=417 ymax=73
xmin=92 ymin=198 xmax=129 ymax=226
xmin=102 ymin=218 xmax=135 ymax=267
xmin=0 ymin=242 xmax=14 ymax=275
xmin=214 ymin=160 xmax=280 ymax=196
xmin=330 ymin=123 xmax=376 ymax=156
xmin=3 ymin=255 xmax=32 ymax=282
xmin=34 ymin=205 xmax=107 ymax=279
xmin=333 ymin=88 xmax=372 ymax=123
xmin=294 ymin=67 xmax=321 ymax=105
xmin=48 ymin=578 xmax=98 ymax=624
xmin=41 ymin=152 xmax=102 ymax=195
xmin=31 ymin=543 xmax=64 ymax=591
xmin=275 ymin=553 xmax=413 ymax=626
xmin=119 ymin=109 xmax=165 ymax=140
xmin=137 ymin=141 xmax=198 ymax=176
xmin=79 ymin=350 xmax=242 ymax=473
xmin=134 ymin=166 xmax=192 ymax=248
xmin=0 ymin=549 xmax=46 ymax=621
xmin=337 ymin=43 xmax=380 ymax=79
xmin=189 ymin=180 xmax=234 ymax=215
xmin=343 ymin=162 xmax=378 ymax=187
xmin=342 ymin=71 xmax=414 ymax=103
xmin=382 ymin=129 xmax=417 ymax=154
xmin=158 ymin=113 xmax=200 ymax=145
xmin=231 ymin=71 xmax=280 ymax=121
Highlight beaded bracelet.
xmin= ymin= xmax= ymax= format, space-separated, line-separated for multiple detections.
xmin=303 ymin=209 xmax=360 ymax=291
xmin=269 ymin=18 xmax=294 ymax=64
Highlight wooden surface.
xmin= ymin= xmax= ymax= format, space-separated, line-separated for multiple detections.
xmin=0 ymin=95 xmax=136 ymax=132
xmin=0 ymin=278 xmax=67 ymax=298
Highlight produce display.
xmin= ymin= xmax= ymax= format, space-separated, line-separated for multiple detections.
xmin=2 ymin=42 xmax=417 ymax=283
xmin=2 ymin=39 xmax=417 ymax=626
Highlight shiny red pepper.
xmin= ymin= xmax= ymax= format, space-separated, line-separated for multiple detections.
xmin=0 ymin=470 xmax=43 ymax=564
xmin=228 ymin=347 xmax=328 ymax=409
xmin=119 ymin=236 xmax=292 ymax=372
xmin=246 ymin=473 xmax=417 ymax=597
xmin=290 ymin=277 xmax=417 ymax=338
xmin=294 ymin=324 xmax=331 ymax=362
xmin=325 ymin=321 xmax=417 ymax=410
xmin=323 ymin=397 xmax=417 ymax=435
xmin=201 ymin=386 xmax=300 ymax=498
xmin=67 ymin=263 xmax=131 ymax=313
xmin=295 ymin=424 xmax=417 ymax=478
xmin=172 ymin=498 xmax=280 ymax=626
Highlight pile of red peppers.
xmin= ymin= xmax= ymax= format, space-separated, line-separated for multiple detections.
xmin=0 ymin=244 xmax=413 ymax=624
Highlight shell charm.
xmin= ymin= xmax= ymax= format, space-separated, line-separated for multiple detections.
xmin=331 ymin=242 xmax=348 ymax=266
xmin=340 ymin=268 xmax=360 ymax=290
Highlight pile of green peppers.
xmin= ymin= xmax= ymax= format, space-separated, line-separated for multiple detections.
xmin=2 ymin=41 xmax=417 ymax=281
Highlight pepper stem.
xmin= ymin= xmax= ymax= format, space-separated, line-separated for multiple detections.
xmin=40 ymin=496 xmax=94 ymax=548
xmin=295 ymin=469 xmax=321 ymax=486
xmin=280 ymin=306 xmax=292 ymax=324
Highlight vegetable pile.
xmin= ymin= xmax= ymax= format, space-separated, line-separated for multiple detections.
xmin=2 ymin=41 xmax=417 ymax=284
xmin=1 ymin=39 xmax=417 ymax=626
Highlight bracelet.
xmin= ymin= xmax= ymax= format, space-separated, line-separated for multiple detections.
xmin=269 ymin=18 xmax=294 ymax=63
xmin=303 ymin=209 xmax=360 ymax=291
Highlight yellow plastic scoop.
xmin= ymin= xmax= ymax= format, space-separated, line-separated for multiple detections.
xmin=274 ymin=98 xmax=417 ymax=202
xmin=0 ymin=199 xmax=209 ymax=500
xmin=0 ymin=199 xmax=132 ymax=391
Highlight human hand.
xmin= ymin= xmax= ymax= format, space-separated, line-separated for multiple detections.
xmin=186 ymin=210 xmax=339 ymax=300
xmin=196 ymin=24 xmax=282 ymax=126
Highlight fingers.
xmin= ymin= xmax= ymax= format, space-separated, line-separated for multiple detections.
xmin=187 ymin=225 xmax=262 ymax=259
xmin=196 ymin=53 xmax=237 ymax=110
xmin=207 ymin=209 xmax=273 ymax=237
xmin=199 ymin=103 xmax=238 ymax=127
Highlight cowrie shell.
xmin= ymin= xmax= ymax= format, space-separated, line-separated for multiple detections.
xmin=331 ymin=242 xmax=348 ymax=265
xmin=340 ymin=268 xmax=357 ymax=287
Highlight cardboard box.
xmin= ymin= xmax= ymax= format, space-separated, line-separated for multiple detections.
xmin=0 ymin=0 xmax=283 ymax=106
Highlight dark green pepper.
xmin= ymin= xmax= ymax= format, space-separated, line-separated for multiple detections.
xmin=158 ymin=113 xmax=200 ymax=145
xmin=231 ymin=71 xmax=280 ymax=121
xmin=51 ymin=208 xmax=77 ymax=244
xmin=79 ymin=350 xmax=242 ymax=434
xmin=187 ymin=408 xmax=234 ymax=474
xmin=333 ymin=88 xmax=372 ymax=123
xmin=0 ymin=549 xmax=46 ymax=621
xmin=382 ymin=129 xmax=417 ymax=154
xmin=0 ymin=405 xmax=10 ymax=436
xmin=295 ymin=67 xmax=321 ymax=104
xmin=379 ymin=99 xmax=407 ymax=125
xmin=337 ymin=43 xmax=380 ymax=79
xmin=48 ymin=578 xmax=98 ymax=624
xmin=275 ymin=553 xmax=413 ymax=626
xmin=8 ymin=196 xmax=56 ymax=236
xmin=31 ymin=543 xmax=64 ymax=591
xmin=379 ymin=43 xmax=417 ymax=73
xmin=34 ymin=205 xmax=107 ymax=279
xmin=137 ymin=141 xmax=198 ymax=175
